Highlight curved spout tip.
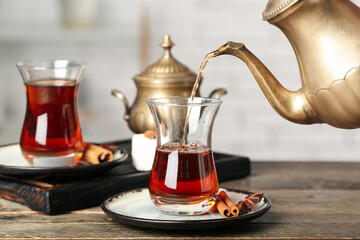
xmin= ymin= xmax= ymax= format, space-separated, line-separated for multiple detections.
xmin=209 ymin=88 xmax=227 ymax=99
xmin=226 ymin=41 xmax=245 ymax=49
xmin=212 ymin=42 xmax=245 ymax=57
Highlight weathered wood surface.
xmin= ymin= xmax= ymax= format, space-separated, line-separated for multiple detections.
xmin=0 ymin=162 xmax=359 ymax=239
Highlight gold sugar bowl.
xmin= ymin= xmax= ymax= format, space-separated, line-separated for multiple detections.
xmin=111 ymin=34 xmax=226 ymax=133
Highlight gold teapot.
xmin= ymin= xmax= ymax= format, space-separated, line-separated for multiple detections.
xmin=111 ymin=35 xmax=226 ymax=133
xmin=212 ymin=0 xmax=360 ymax=129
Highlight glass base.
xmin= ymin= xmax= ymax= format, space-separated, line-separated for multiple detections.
xmin=152 ymin=196 xmax=216 ymax=215
xmin=23 ymin=151 xmax=83 ymax=167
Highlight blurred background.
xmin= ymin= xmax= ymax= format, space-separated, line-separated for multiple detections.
xmin=0 ymin=0 xmax=360 ymax=161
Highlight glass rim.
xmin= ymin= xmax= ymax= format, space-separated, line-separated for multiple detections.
xmin=146 ymin=96 xmax=222 ymax=106
xmin=16 ymin=59 xmax=87 ymax=70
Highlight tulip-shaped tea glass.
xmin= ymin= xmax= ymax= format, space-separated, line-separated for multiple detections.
xmin=17 ymin=60 xmax=86 ymax=167
xmin=147 ymin=97 xmax=222 ymax=215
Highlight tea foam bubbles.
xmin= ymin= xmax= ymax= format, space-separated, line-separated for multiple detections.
xmin=160 ymin=140 xmax=207 ymax=152
xmin=188 ymin=140 xmax=205 ymax=147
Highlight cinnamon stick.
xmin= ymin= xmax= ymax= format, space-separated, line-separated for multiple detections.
xmin=219 ymin=191 xmax=239 ymax=217
xmin=82 ymin=143 xmax=113 ymax=164
xmin=100 ymin=143 xmax=120 ymax=152
xmin=212 ymin=191 xmax=265 ymax=218
xmin=216 ymin=198 xmax=231 ymax=218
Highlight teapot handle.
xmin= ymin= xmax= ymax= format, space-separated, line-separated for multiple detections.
xmin=209 ymin=88 xmax=227 ymax=99
xmin=111 ymin=89 xmax=131 ymax=121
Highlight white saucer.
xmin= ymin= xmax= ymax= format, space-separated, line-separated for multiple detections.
xmin=101 ymin=187 xmax=272 ymax=230
xmin=0 ymin=143 xmax=128 ymax=177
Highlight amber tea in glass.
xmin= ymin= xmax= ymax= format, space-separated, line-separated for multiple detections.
xmin=147 ymin=97 xmax=222 ymax=215
xmin=17 ymin=60 xmax=86 ymax=167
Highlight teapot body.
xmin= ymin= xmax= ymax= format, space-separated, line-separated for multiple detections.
xmin=118 ymin=80 xmax=226 ymax=133
xmin=271 ymin=0 xmax=360 ymax=128
xmin=128 ymin=81 xmax=199 ymax=133
xmin=112 ymin=34 xmax=227 ymax=133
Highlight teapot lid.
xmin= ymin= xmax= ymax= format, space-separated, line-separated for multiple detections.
xmin=134 ymin=34 xmax=197 ymax=83
xmin=262 ymin=0 xmax=300 ymax=21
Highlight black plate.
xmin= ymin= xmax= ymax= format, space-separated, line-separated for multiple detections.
xmin=101 ymin=187 xmax=272 ymax=230
xmin=0 ymin=143 xmax=128 ymax=177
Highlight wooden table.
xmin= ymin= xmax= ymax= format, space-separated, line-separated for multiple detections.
xmin=0 ymin=162 xmax=359 ymax=239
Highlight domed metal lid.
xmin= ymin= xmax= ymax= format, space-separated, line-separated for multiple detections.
xmin=134 ymin=34 xmax=197 ymax=83
xmin=262 ymin=0 xmax=300 ymax=21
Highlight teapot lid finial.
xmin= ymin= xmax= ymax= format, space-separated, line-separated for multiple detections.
xmin=133 ymin=34 xmax=196 ymax=83
xmin=160 ymin=34 xmax=174 ymax=48
xmin=160 ymin=34 xmax=175 ymax=59
xmin=263 ymin=0 xmax=300 ymax=21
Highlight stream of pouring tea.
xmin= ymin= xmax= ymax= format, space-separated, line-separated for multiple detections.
xmin=180 ymin=50 xmax=219 ymax=145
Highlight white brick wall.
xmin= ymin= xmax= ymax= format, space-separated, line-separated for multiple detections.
xmin=0 ymin=0 xmax=360 ymax=161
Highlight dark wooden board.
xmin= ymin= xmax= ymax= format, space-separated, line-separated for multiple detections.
xmin=0 ymin=139 xmax=250 ymax=214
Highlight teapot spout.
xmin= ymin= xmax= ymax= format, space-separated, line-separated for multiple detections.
xmin=209 ymin=88 xmax=227 ymax=99
xmin=214 ymin=42 xmax=321 ymax=125
xmin=111 ymin=89 xmax=131 ymax=121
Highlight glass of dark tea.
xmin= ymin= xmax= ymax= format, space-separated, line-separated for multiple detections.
xmin=17 ymin=60 xmax=86 ymax=167
xmin=147 ymin=97 xmax=222 ymax=215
